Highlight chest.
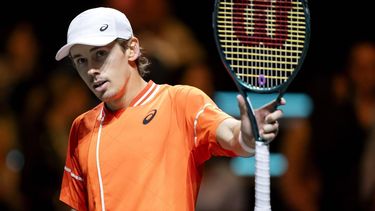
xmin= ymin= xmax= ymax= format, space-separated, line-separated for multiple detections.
xmin=78 ymin=99 xmax=194 ymax=178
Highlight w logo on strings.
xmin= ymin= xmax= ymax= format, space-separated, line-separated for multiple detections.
xmin=233 ymin=0 xmax=292 ymax=47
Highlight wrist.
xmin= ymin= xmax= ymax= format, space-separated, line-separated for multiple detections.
xmin=238 ymin=131 xmax=254 ymax=153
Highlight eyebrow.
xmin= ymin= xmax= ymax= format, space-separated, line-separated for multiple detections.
xmin=70 ymin=46 xmax=105 ymax=59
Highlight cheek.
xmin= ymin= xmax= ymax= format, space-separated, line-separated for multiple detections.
xmin=77 ymin=72 xmax=91 ymax=89
xmin=112 ymin=62 xmax=130 ymax=82
xmin=105 ymin=53 xmax=130 ymax=86
xmin=114 ymin=69 xmax=129 ymax=89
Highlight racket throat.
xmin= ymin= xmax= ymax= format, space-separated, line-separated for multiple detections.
xmin=242 ymin=93 xmax=262 ymax=142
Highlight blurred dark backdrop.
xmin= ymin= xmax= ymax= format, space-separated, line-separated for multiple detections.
xmin=1 ymin=0 xmax=375 ymax=211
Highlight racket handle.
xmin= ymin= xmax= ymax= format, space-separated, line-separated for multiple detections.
xmin=254 ymin=141 xmax=271 ymax=211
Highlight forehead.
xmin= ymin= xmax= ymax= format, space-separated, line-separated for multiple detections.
xmin=70 ymin=44 xmax=103 ymax=57
xmin=70 ymin=44 xmax=99 ymax=57
xmin=70 ymin=42 xmax=118 ymax=58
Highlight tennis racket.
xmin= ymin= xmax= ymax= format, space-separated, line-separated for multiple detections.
xmin=213 ymin=0 xmax=310 ymax=210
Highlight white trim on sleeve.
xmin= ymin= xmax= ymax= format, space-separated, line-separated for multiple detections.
xmin=193 ymin=103 xmax=212 ymax=147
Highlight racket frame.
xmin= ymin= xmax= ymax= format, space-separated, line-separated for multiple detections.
xmin=212 ymin=0 xmax=311 ymax=209
xmin=212 ymin=0 xmax=311 ymax=141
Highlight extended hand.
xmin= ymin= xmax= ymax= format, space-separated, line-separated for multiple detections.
xmin=237 ymin=95 xmax=285 ymax=144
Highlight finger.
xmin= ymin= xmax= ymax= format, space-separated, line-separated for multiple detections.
xmin=262 ymin=97 xmax=287 ymax=112
xmin=260 ymin=133 xmax=276 ymax=143
xmin=265 ymin=109 xmax=283 ymax=123
xmin=263 ymin=122 xmax=279 ymax=133
xmin=279 ymin=97 xmax=286 ymax=106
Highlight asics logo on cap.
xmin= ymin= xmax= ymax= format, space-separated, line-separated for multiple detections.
xmin=100 ymin=24 xmax=109 ymax=31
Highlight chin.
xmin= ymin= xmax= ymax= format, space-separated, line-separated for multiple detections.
xmin=99 ymin=91 xmax=119 ymax=103
xmin=99 ymin=95 xmax=112 ymax=103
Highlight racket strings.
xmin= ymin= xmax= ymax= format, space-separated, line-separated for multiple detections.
xmin=216 ymin=0 xmax=307 ymax=90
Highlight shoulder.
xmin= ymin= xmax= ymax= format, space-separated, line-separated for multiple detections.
xmin=166 ymin=84 xmax=208 ymax=98
xmin=163 ymin=84 xmax=216 ymax=110
xmin=71 ymin=103 xmax=102 ymax=130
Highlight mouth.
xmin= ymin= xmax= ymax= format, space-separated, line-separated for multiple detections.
xmin=93 ymin=80 xmax=109 ymax=92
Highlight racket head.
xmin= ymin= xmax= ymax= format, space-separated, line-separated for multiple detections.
xmin=213 ymin=0 xmax=311 ymax=93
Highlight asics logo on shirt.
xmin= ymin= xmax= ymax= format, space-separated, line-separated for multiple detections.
xmin=100 ymin=24 xmax=109 ymax=31
xmin=143 ymin=109 xmax=157 ymax=125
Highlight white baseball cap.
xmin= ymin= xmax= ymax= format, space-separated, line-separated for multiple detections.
xmin=55 ymin=7 xmax=133 ymax=61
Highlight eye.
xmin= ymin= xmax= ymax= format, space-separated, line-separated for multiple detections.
xmin=76 ymin=57 xmax=87 ymax=65
xmin=95 ymin=49 xmax=110 ymax=62
xmin=73 ymin=57 xmax=88 ymax=68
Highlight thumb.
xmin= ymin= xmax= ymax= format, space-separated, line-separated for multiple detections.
xmin=237 ymin=94 xmax=248 ymax=118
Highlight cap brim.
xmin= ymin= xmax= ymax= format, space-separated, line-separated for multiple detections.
xmin=55 ymin=36 xmax=117 ymax=61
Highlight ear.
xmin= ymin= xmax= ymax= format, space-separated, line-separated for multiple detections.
xmin=127 ymin=37 xmax=141 ymax=62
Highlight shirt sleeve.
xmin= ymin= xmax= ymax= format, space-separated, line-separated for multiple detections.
xmin=60 ymin=118 xmax=88 ymax=211
xmin=175 ymin=85 xmax=237 ymax=165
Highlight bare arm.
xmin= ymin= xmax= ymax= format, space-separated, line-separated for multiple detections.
xmin=216 ymin=95 xmax=285 ymax=157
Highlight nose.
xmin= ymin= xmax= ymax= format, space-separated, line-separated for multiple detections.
xmin=87 ymin=67 xmax=100 ymax=76
xmin=87 ymin=61 xmax=103 ymax=76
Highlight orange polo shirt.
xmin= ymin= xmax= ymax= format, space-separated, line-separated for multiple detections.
xmin=60 ymin=81 xmax=236 ymax=211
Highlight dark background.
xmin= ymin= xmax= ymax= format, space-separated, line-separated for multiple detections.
xmin=2 ymin=0 xmax=374 ymax=91
xmin=1 ymin=0 xmax=374 ymax=210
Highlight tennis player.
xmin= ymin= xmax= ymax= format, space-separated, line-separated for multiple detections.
xmin=55 ymin=7 xmax=285 ymax=211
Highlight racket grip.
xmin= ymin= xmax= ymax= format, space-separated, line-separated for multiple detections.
xmin=254 ymin=141 xmax=271 ymax=211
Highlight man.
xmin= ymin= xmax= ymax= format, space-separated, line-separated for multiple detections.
xmin=55 ymin=7 xmax=284 ymax=210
